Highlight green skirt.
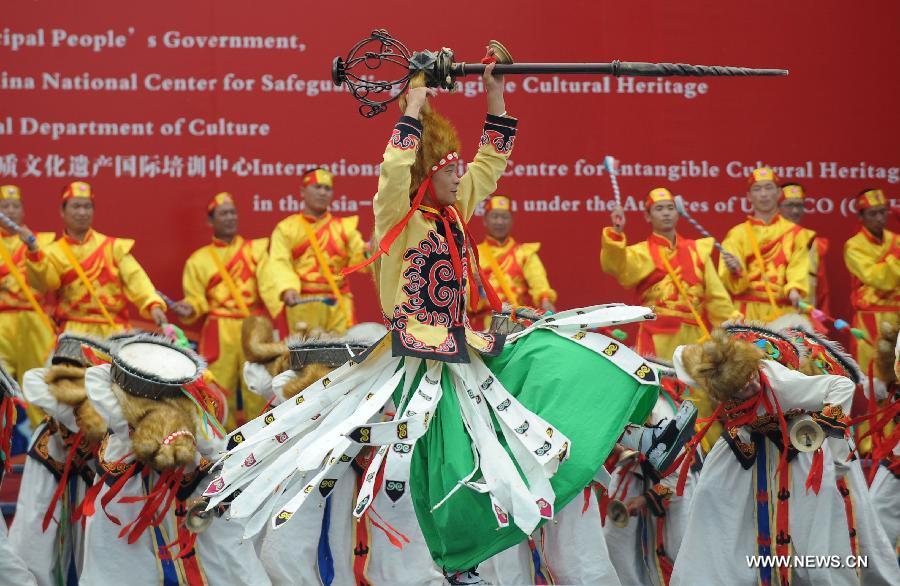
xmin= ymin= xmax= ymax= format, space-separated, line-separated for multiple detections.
xmin=397 ymin=329 xmax=658 ymax=571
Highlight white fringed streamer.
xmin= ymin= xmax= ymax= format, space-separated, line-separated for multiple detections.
xmin=546 ymin=329 xmax=658 ymax=386
xmin=381 ymin=361 xmax=444 ymax=503
xmin=224 ymin=363 xmax=400 ymax=516
xmin=509 ymin=304 xmax=655 ymax=341
xmin=452 ymin=359 xmax=558 ymax=521
xmin=450 ymin=370 xmax=542 ymax=534
xmin=353 ymin=445 xmax=389 ymax=518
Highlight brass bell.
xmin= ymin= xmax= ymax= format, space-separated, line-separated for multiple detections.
xmin=607 ymin=499 xmax=630 ymax=528
xmin=487 ymin=40 xmax=514 ymax=65
xmin=789 ymin=415 xmax=825 ymax=453
xmin=184 ymin=496 xmax=214 ymax=533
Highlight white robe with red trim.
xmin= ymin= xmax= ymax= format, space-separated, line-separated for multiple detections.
xmin=670 ymin=355 xmax=859 ymax=586
xmin=81 ymin=364 xmax=270 ymax=586
xmin=8 ymin=368 xmax=88 ymax=586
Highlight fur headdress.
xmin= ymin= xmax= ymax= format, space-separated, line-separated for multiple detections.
xmin=680 ymin=329 xmax=764 ymax=405
xmin=398 ymin=94 xmax=461 ymax=196
xmin=241 ymin=315 xmax=290 ymax=376
xmin=874 ymin=320 xmax=899 ymax=385
xmin=45 ymin=364 xmax=107 ymax=443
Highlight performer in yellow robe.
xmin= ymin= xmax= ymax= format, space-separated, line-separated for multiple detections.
xmin=718 ymin=167 xmax=810 ymax=321
xmin=171 ymin=192 xmax=269 ymax=429
xmin=25 ymin=181 xmax=167 ymax=337
xmin=843 ymin=188 xmax=899 ymax=373
xmin=601 ymin=187 xmax=739 ymax=360
xmin=471 ymin=194 xmax=557 ymax=329
xmin=780 ymin=182 xmax=831 ymax=314
xmin=0 ymin=185 xmax=56 ymax=387
xmin=257 ymin=168 xmax=366 ymax=334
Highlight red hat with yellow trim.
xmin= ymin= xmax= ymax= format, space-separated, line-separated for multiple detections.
xmin=856 ymin=188 xmax=886 ymax=211
xmin=747 ymin=166 xmax=780 ymax=188
xmin=207 ymin=192 xmax=234 ymax=213
xmin=301 ymin=168 xmax=334 ymax=188
xmin=645 ymin=187 xmax=674 ymax=209
xmin=62 ymin=181 xmax=93 ymax=202
xmin=485 ymin=195 xmax=512 ymax=213
xmin=781 ymin=183 xmax=805 ymax=201
xmin=0 ymin=185 xmax=21 ymax=200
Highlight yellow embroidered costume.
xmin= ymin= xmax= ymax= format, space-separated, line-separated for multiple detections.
xmin=843 ymin=189 xmax=899 ymax=373
xmin=601 ymin=188 xmax=739 ymax=360
xmin=25 ymin=181 xmax=164 ymax=337
xmin=181 ymin=192 xmax=270 ymax=429
xmin=0 ymin=185 xmax=56 ymax=386
xmin=472 ymin=196 xmax=557 ymax=329
xmin=718 ymin=168 xmax=811 ymax=321
xmin=258 ymin=170 xmax=366 ymax=334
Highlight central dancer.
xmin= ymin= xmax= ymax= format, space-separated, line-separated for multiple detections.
xmin=204 ymin=49 xmax=693 ymax=585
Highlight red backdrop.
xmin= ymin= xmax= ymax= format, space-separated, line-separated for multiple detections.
xmin=2 ymin=0 xmax=899 ymax=334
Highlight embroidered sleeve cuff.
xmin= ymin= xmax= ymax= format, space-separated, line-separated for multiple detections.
xmin=644 ymin=484 xmax=673 ymax=517
xmin=389 ymin=116 xmax=422 ymax=150
xmin=485 ymin=113 xmax=518 ymax=128
xmin=480 ymin=115 xmax=518 ymax=155
xmin=812 ymin=404 xmax=849 ymax=438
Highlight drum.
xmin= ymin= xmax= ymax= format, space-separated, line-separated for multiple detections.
xmin=287 ymin=337 xmax=371 ymax=371
xmin=110 ymin=334 xmax=204 ymax=399
xmin=488 ymin=306 xmax=543 ymax=335
xmin=52 ymin=333 xmax=111 ymax=367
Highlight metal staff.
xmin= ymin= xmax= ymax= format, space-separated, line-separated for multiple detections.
xmin=672 ymin=195 xmax=728 ymax=255
xmin=332 ymin=30 xmax=789 ymax=117
xmin=604 ymin=156 xmax=623 ymax=228
xmin=0 ymin=212 xmax=35 ymax=247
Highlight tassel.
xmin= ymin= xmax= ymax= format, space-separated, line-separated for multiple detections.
xmin=42 ymin=431 xmax=84 ymax=532
xmin=0 ymin=396 xmax=16 ymax=474
xmin=805 ymin=448 xmax=824 ymax=495
xmin=527 ymin=537 xmax=550 ymax=585
xmin=78 ymin=470 xmax=111 ymax=520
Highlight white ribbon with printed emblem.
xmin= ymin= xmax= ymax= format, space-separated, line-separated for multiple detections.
xmin=223 ymin=363 xmax=400 ymax=514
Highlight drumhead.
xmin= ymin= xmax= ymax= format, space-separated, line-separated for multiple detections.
xmin=111 ymin=335 xmax=204 ymax=399
xmin=118 ymin=341 xmax=198 ymax=382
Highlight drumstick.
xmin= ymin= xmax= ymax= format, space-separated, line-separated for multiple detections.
xmin=287 ymin=296 xmax=337 ymax=307
xmin=672 ymin=195 xmax=727 ymax=254
xmin=603 ymin=156 xmax=623 ymax=228
xmin=0 ymin=212 xmax=36 ymax=247
xmin=155 ymin=289 xmax=178 ymax=308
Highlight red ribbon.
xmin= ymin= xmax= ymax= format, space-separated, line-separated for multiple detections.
xmin=42 ymin=430 xmax=84 ymax=532
xmin=805 ymin=448 xmax=824 ymax=495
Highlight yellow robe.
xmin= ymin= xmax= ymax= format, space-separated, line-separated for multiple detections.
xmin=718 ymin=214 xmax=811 ymax=321
xmin=0 ymin=231 xmax=56 ymax=381
xmin=601 ymin=229 xmax=738 ymax=360
xmin=25 ymin=229 xmax=164 ymax=337
xmin=0 ymin=231 xmax=57 ymax=425
xmin=182 ymin=235 xmax=269 ymax=429
xmin=258 ymin=213 xmax=366 ymax=334
xmin=843 ymin=227 xmax=900 ymax=373
xmin=372 ymin=113 xmax=514 ymax=361
xmin=601 ymin=229 xmax=737 ymax=449
xmin=472 ymin=236 xmax=557 ymax=329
